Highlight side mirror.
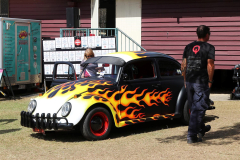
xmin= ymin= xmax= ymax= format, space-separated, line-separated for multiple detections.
xmin=123 ymin=73 xmax=128 ymax=80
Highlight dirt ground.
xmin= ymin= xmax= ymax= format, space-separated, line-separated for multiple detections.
xmin=0 ymin=94 xmax=240 ymax=160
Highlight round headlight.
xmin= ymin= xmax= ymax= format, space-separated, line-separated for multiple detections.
xmin=61 ymin=102 xmax=72 ymax=117
xmin=28 ymin=100 xmax=37 ymax=113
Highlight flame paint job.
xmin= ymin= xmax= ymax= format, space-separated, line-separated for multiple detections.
xmin=43 ymin=79 xmax=113 ymax=100
xmin=35 ymin=78 xmax=174 ymax=128
xmin=33 ymin=51 xmax=179 ymax=128
xmin=69 ymin=82 xmax=173 ymax=127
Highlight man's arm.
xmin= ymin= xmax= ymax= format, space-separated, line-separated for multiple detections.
xmin=207 ymin=59 xmax=215 ymax=88
xmin=181 ymin=58 xmax=187 ymax=88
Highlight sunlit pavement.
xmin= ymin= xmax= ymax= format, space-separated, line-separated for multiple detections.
xmin=210 ymin=94 xmax=232 ymax=101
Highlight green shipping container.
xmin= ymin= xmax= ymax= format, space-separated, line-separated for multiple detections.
xmin=0 ymin=17 xmax=42 ymax=90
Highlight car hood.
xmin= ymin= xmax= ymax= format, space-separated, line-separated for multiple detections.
xmin=33 ymin=79 xmax=114 ymax=115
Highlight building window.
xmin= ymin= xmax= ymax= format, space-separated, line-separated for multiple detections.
xmin=99 ymin=8 xmax=106 ymax=28
xmin=0 ymin=0 xmax=9 ymax=17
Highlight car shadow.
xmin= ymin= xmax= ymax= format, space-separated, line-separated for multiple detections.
xmin=109 ymin=114 xmax=218 ymax=140
xmin=30 ymin=131 xmax=86 ymax=142
xmin=30 ymin=119 xmax=182 ymax=142
xmin=30 ymin=120 xmax=178 ymax=142
xmin=109 ymin=119 xmax=181 ymax=139
xmin=29 ymin=115 xmax=218 ymax=142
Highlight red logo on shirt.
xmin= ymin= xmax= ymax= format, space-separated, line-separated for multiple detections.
xmin=193 ymin=45 xmax=200 ymax=54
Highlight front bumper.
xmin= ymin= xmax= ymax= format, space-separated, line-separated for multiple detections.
xmin=20 ymin=111 xmax=73 ymax=130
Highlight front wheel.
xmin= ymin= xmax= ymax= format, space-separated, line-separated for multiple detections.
xmin=80 ymin=107 xmax=113 ymax=140
xmin=181 ymin=100 xmax=190 ymax=125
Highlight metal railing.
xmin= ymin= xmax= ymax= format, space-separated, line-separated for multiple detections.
xmin=60 ymin=28 xmax=146 ymax=52
xmin=60 ymin=28 xmax=88 ymax=37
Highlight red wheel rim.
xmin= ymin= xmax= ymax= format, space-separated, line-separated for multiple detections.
xmin=90 ymin=112 xmax=109 ymax=136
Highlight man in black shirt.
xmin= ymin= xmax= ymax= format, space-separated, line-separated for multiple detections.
xmin=181 ymin=25 xmax=215 ymax=144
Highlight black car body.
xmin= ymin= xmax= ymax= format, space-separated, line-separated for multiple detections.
xmin=21 ymin=51 xmax=193 ymax=140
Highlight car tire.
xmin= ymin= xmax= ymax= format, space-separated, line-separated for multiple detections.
xmin=80 ymin=107 xmax=112 ymax=141
xmin=181 ymin=100 xmax=190 ymax=125
xmin=230 ymin=93 xmax=235 ymax=100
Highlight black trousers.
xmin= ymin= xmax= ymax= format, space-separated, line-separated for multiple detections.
xmin=186 ymin=82 xmax=210 ymax=139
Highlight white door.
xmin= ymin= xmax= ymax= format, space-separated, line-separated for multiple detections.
xmin=116 ymin=0 xmax=142 ymax=51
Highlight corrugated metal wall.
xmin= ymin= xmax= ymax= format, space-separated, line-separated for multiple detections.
xmin=9 ymin=0 xmax=91 ymax=38
xmin=142 ymin=0 xmax=240 ymax=69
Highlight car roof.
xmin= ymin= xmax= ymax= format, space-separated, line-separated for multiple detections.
xmin=104 ymin=51 xmax=176 ymax=63
xmin=82 ymin=51 xmax=178 ymax=66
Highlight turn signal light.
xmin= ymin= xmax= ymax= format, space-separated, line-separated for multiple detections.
xmin=74 ymin=95 xmax=78 ymax=98
xmin=39 ymin=93 xmax=43 ymax=97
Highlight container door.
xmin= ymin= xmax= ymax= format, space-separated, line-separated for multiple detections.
xmin=15 ymin=23 xmax=30 ymax=83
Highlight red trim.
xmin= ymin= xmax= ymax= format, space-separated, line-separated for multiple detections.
xmin=33 ymin=128 xmax=45 ymax=134
xmin=90 ymin=112 xmax=109 ymax=137
xmin=75 ymin=72 xmax=77 ymax=80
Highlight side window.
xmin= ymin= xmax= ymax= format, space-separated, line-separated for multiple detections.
xmin=123 ymin=60 xmax=155 ymax=80
xmin=55 ymin=64 xmax=75 ymax=80
xmin=158 ymin=59 xmax=181 ymax=76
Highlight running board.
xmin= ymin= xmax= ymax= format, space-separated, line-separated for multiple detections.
xmin=119 ymin=113 xmax=181 ymax=127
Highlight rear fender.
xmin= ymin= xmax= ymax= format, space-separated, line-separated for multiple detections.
xmin=175 ymin=87 xmax=187 ymax=116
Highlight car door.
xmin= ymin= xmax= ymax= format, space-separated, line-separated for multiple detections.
xmin=156 ymin=58 xmax=184 ymax=115
xmin=118 ymin=58 xmax=163 ymax=120
xmin=50 ymin=61 xmax=77 ymax=88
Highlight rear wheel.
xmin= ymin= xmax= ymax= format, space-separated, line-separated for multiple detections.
xmin=230 ymin=93 xmax=235 ymax=100
xmin=80 ymin=107 xmax=112 ymax=140
xmin=181 ymin=100 xmax=190 ymax=125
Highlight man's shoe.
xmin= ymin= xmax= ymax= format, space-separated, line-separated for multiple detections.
xmin=187 ymin=137 xmax=200 ymax=144
xmin=198 ymin=125 xmax=211 ymax=141
xmin=204 ymin=125 xmax=211 ymax=132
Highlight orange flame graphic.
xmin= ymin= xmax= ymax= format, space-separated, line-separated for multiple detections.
xmin=120 ymin=87 xmax=172 ymax=107
xmin=121 ymin=87 xmax=147 ymax=107
xmin=48 ymin=79 xmax=173 ymax=127
xmin=120 ymin=107 xmax=145 ymax=119
xmin=88 ymin=85 xmax=172 ymax=124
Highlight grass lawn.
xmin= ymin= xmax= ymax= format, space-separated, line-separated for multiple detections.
xmin=1 ymin=95 xmax=240 ymax=160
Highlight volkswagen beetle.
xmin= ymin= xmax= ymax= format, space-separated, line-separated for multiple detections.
xmin=21 ymin=51 xmax=191 ymax=140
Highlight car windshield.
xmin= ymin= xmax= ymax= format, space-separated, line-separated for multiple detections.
xmin=80 ymin=62 xmax=121 ymax=81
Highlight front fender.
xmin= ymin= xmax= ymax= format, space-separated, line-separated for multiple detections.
xmin=57 ymin=94 xmax=120 ymax=127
